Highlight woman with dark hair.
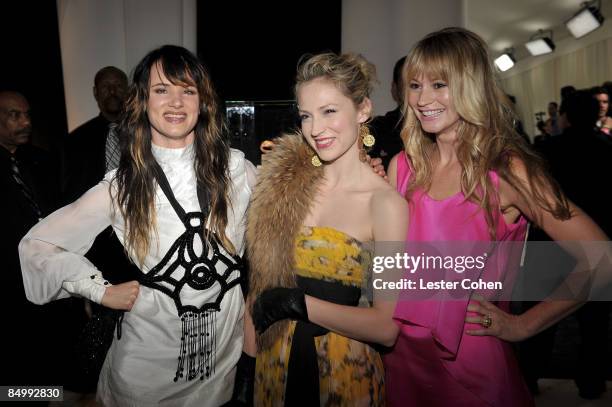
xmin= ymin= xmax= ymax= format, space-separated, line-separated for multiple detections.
xmin=384 ymin=27 xmax=608 ymax=406
xmin=19 ymin=45 xmax=255 ymax=405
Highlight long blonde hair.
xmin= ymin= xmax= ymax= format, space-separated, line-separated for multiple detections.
xmin=401 ymin=27 xmax=570 ymax=236
xmin=116 ymin=45 xmax=234 ymax=265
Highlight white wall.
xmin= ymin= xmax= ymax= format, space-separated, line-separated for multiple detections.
xmin=342 ymin=0 xmax=464 ymax=116
xmin=57 ymin=0 xmax=196 ymax=132
xmin=60 ymin=0 xmax=465 ymax=128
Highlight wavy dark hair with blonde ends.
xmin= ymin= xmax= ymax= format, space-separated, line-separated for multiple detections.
xmin=115 ymin=45 xmax=233 ymax=265
xmin=401 ymin=27 xmax=570 ymax=237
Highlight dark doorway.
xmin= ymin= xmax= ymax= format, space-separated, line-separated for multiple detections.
xmin=197 ymin=1 xmax=342 ymax=101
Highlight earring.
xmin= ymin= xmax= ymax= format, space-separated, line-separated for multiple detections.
xmin=360 ymin=123 xmax=375 ymax=147
xmin=311 ymin=154 xmax=322 ymax=167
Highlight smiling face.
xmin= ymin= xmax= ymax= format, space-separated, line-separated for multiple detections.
xmin=147 ymin=63 xmax=200 ymax=148
xmin=407 ymin=74 xmax=460 ymax=139
xmin=297 ymin=78 xmax=370 ymax=164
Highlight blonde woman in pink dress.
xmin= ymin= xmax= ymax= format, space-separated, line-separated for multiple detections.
xmin=384 ymin=27 xmax=609 ymax=407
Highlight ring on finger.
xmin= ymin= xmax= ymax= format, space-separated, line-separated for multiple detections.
xmin=481 ymin=314 xmax=492 ymax=328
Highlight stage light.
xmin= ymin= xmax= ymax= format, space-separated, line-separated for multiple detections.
xmin=525 ymin=30 xmax=555 ymax=56
xmin=566 ymin=1 xmax=605 ymax=38
xmin=494 ymin=50 xmax=515 ymax=72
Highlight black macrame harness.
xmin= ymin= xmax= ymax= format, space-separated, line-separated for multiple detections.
xmin=136 ymin=162 xmax=244 ymax=382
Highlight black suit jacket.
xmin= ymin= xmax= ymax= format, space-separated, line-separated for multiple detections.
xmin=63 ymin=114 xmax=109 ymax=203
xmin=0 ymin=144 xmax=87 ymax=386
xmin=368 ymin=107 xmax=404 ymax=170
xmin=1 ymin=144 xmax=60 ymax=295
xmin=538 ymin=127 xmax=612 ymax=237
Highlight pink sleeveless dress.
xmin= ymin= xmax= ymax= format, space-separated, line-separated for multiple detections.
xmin=384 ymin=153 xmax=534 ymax=407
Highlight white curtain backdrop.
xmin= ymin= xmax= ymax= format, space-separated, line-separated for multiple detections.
xmin=502 ymin=36 xmax=612 ymax=139
xmin=57 ymin=0 xmax=197 ymax=132
xmin=342 ymin=0 xmax=464 ymax=116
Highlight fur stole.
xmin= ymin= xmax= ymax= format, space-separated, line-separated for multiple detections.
xmin=246 ymin=132 xmax=322 ymax=350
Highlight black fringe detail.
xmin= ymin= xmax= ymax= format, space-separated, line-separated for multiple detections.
xmin=174 ymin=310 xmax=217 ymax=382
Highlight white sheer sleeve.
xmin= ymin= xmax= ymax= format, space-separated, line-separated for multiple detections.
xmin=245 ymin=159 xmax=258 ymax=191
xmin=18 ymin=180 xmax=117 ymax=305
xmin=225 ymin=150 xmax=256 ymax=256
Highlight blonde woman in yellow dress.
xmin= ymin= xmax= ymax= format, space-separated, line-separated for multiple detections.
xmin=235 ymin=53 xmax=408 ymax=406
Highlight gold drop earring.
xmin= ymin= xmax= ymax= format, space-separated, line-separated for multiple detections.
xmin=311 ymin=154 xmax=322 ymax=167
xmin=360 ymin=123 xmax=375 ymax=147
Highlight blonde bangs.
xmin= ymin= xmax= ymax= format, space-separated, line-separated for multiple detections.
xmin=404 ymin=46 xmax=449 ymax=90
xmin=401 ymin=45 xmax=449 ymax=152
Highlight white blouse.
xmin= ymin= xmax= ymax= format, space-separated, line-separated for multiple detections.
xmin=19 ymin=142 xmax=256 ymax=406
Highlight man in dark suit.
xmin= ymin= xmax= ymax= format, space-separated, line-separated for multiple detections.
xmin=64 ymin=66 xmax=128 ymax=201
xmin=369 ymin=56 xmax=406 ymax=170
xmin=0 ymin=91 xmax=84 ymax=386
xmin=0 ymin=91 xmax=57 ymax=293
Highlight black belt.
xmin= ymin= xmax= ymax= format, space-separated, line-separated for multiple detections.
xmin=284 ymin=275 xmax=361 ymax=406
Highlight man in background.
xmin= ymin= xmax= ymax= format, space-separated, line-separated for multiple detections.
xmin=0 ymin=91 xmax=84 ymax=387
xmin=544 ymin=101 xmax=562 ymax=137
xmin=560 ymin=85 xmax=576 ymax=101
xmin=64 ymin=66 xmax=128 ymax=201
xmin=369 ymin=56 xmax=406 ymax=170
xmin=591 ymin=86 xmax=612 ymax=136
xmin=522 ymin=90 xmax=612 ymax=400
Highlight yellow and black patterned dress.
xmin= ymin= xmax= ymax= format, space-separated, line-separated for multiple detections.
xmin=255 ymin=226 xmax=385 ymax=407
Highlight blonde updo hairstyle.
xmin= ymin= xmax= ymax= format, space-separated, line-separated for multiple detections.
xmin=295 ymin=52 xmax=376 ymax=107
xmin=295 ymin=52 xmax=377 ymax=158
xmin=401 ymin=27 xmax=570 ymax=236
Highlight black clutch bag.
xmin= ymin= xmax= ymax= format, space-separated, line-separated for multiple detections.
xmin=74 ymin=304 xmax=123 ymax=391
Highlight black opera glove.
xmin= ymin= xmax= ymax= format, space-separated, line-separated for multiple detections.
xmin=224 ymin=352 xmax=255 ymax=406
xmin=252 ymin=287 xmax=308 ymax=333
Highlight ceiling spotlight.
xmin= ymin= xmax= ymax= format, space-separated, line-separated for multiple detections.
xmin=494 ymin=49 xmax=515 ymax=72
xmin=525 ymin=30 xmax=555 ymax=56
xmin=566 ymin=1 xmax=605 ymax=38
